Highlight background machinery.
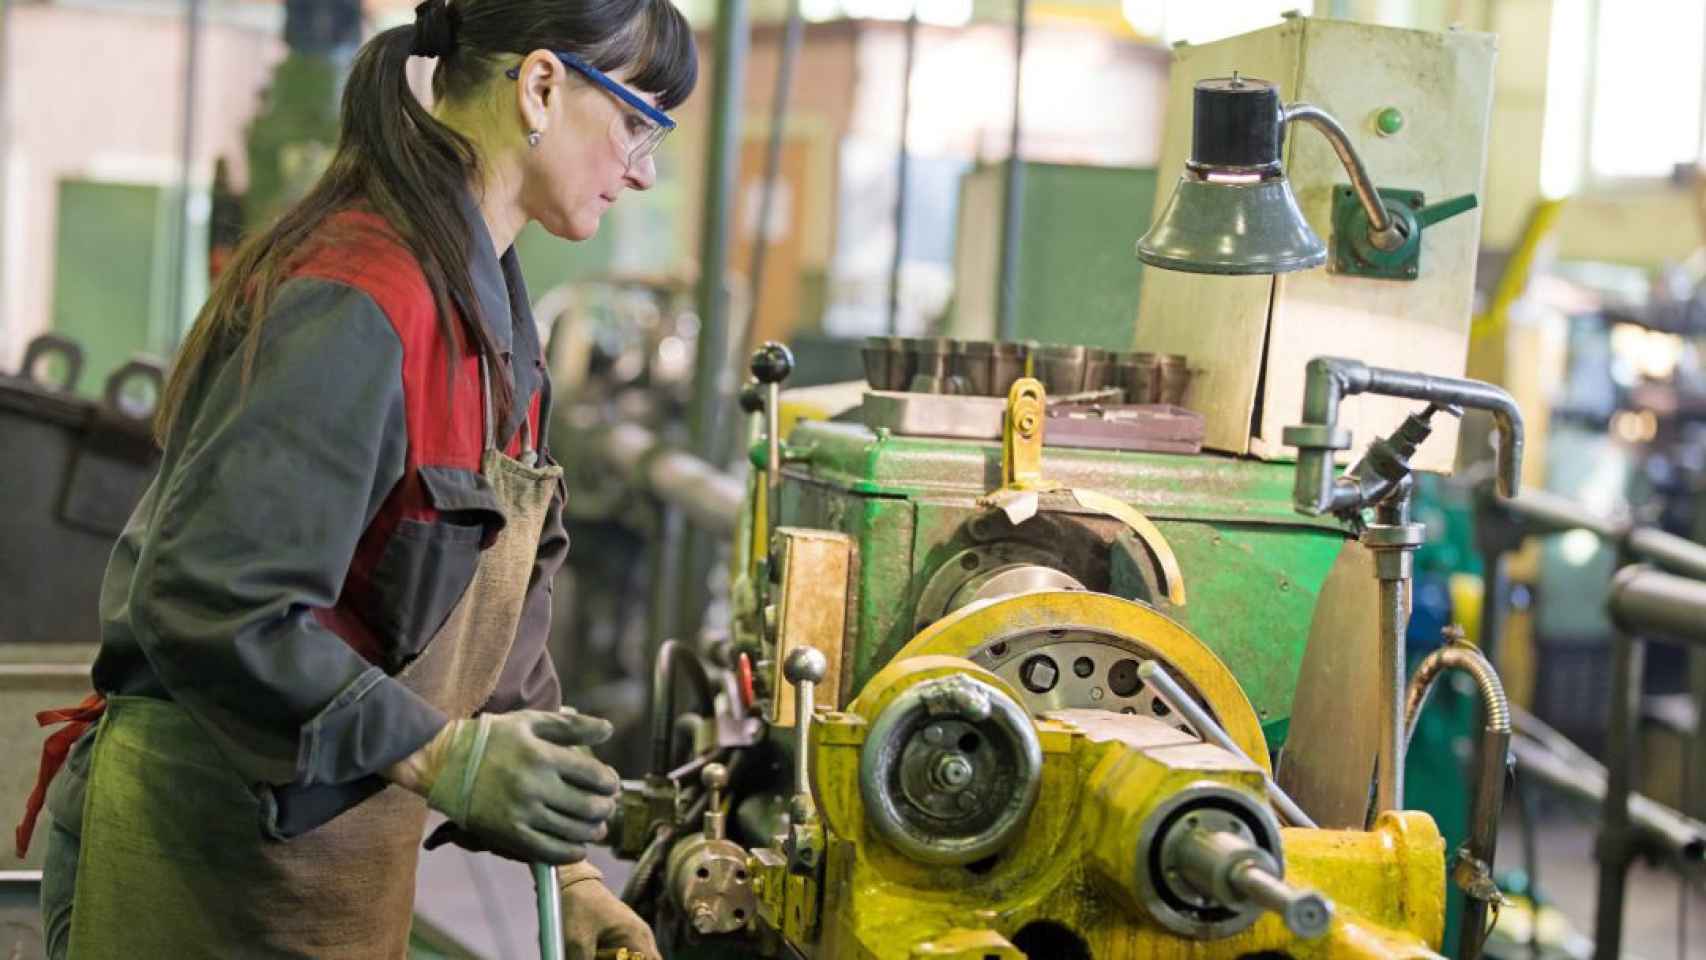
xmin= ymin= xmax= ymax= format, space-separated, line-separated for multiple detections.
xmin=606 ymin=336 xmax=1526 ymax=959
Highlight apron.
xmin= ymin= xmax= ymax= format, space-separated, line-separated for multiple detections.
xmin=64 ymin=362 xmax=562 ymax=959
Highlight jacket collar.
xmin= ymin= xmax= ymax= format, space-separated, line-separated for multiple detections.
xmin=458 ymin=188 xmax=544 ymax=447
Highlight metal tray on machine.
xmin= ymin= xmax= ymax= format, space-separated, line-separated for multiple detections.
xmin=860 ymin=391 xmax=1204 ymax=454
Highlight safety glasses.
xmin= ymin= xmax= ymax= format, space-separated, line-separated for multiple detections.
xmin=507 ymin=50 xmax=676 ymax=169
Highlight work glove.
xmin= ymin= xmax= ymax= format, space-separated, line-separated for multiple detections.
xmin=559 ymin=860 xmax=660 ymax=960
xmin=386 ymin=707 xmax=620 ymax=865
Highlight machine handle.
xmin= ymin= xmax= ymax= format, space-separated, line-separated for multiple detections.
xmin=1415 ymin=192 xmax=1479 ymax=230
xmin=701 ymin=762 xmax=729 ymax=841
xmin=751 ymin=342 xmax=795 ymax=565
xmin=783 ymin=646 xmax=828 ymax=822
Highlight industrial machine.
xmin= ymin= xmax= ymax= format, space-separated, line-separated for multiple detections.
xmin=611 ymin=333 xmax=1525 ymax=959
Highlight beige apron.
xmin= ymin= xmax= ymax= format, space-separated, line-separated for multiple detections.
xmin=66 ymin=364 xmax=562 ymax=959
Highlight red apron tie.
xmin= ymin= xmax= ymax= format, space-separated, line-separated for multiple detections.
xmin=14 ymin=692 xmax=106 ymax=858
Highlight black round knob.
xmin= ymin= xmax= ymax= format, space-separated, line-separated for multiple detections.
xmin=1190 ymin=74 xmax=1283 ymax=172
xmin=738 ymin=381 xmax=765 ymax=413
xmin=751 ymin=342 xmax=795 ymax=384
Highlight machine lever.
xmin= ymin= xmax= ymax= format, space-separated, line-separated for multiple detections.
xmin=751 ymin=342 xmax=795 ymax=560
xmin=701 ymin=762 xmax=729 ymax=842
xmin=1139 ymin=660 xmax=1317 ymax=828
xmin=783 ymin=646 xmax=828 ymax=823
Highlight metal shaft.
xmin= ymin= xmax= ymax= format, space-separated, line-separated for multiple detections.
xmin=1374 ymin=574 xmax=1405 ymax=818
xmin=793 ymin=672 xmax=815 ymax=811
xmin=1138 ymin=661 xmax=1317 ymax=828
xmin=1229 ymin=860 xmax=1333 ymax=939
xmin=1595 ymin=624 xmax=1645 ymax=959
xmin=765 ymin=380 xmax=781 ymax=547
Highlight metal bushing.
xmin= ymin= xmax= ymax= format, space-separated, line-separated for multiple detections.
xmin=1133 ymin=783 xmax=1282 ymax=940
xmin=859 ymin=672 xmax=1043 ymax=865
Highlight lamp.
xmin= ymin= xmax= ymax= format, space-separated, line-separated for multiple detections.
xmin=1138 ymin=74 xmax=1469 ymax=279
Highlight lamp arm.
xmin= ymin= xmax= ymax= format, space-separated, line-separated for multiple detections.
xmin=1283 ymin=103 xmax=1404 ymax=252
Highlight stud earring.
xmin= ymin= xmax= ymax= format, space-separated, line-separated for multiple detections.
xmin=527 ymin=130 xmax=542 ymax=148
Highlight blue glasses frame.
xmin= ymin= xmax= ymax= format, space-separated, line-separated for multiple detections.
xmin=505 ymin=50 xmax=676 ymax=133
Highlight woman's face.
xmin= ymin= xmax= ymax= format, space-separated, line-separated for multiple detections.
xmin=521 ymin=60 xmax=660 ymax=242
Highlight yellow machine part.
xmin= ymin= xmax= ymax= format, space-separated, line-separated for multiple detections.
xmin=892 ymin=590 xmax=1271 ymax=772
xmin=762 ymin=645 xmax=1446 ymax=960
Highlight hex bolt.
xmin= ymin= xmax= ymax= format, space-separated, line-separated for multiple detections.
xmin=1020 ymin=654 xmax=1059 ymax=694
xmin=934 ymin=754 xmax=975 ymax=790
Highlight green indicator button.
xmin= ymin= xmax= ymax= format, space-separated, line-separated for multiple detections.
xmin=1376 ymin=107 xmax=1404 ymax=137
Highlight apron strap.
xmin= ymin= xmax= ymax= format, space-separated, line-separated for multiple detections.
xmin=15 ymin=692 xmax=106 ymax=857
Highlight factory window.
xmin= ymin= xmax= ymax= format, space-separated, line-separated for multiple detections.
xmin=1542 ymin=0 xmax=1706 ymax=194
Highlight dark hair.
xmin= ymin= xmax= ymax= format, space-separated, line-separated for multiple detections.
xmin=155 ymin=0 xmax=698 ymax=444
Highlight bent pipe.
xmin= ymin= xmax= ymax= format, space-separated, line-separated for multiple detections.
xmin=1292 ymin=357 xmax=1523 ymax=516
xmin=1608 ymin=565 xmax=1706 ymax=645
xmin=650 ymin=639 xmax=717 ymax=776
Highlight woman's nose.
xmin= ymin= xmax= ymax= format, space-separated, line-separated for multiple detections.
xmin=625 ymin=154 xmax=658 ymax=191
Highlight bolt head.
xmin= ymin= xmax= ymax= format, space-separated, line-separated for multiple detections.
xmin=923 ymin=724 xmax=946 ymax=745
xmin=1020 ymin=654 xmax=1059 ymax=693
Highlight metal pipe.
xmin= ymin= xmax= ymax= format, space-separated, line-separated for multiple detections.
xmin=593 ymin=424 xmax=744 ymax=535
xmin=738 ymin=0 xmax=805 ymax=366
xmin=1595 ymin=622 xmax=1644 ymax=960
xmin=1404 ymin=636 xmax=1512 ymax=960
xmin=167 ymin=0 xmax=206 ymax=343
xmin=1374 ymin=576 xmax=1406 ymax=818
xmin=1509 ymin=733 xmax=1706 ymax=863
xmin=680 ymin=0 xmax=752 ymax=643
xmin=1138 ymin=660 xmax=1317 ymax=828
xmin=1282 ymin=104 xmax=1403 ymax=252
xmin=0 ymin=0 xmax=12 ymax=341
xmin=1292 ymin=357 xmax=1524 ymax=516
xmin=994 ymin=0 xmax=1028 ymax=341
xmin=1404 ymin=642 xmax=1512 ymax=744
xmin=886 ymin=9 xmax=919 ymax=336
xmin=649 ymin=639 xmax=716 ymax=775
xmin=1609 ymin=565 xmax=1706 ymax=644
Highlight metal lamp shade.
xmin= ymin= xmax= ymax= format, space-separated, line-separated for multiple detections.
xmin=1136 ymin=175 xmax=1327 ymax=275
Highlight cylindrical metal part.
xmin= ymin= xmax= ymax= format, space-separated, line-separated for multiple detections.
xmin=1625 ymin=527 xmax=1706 ymax=581
xmin=1190 ymin=76 xmax=1283 ymax=171
xmin=1594 ymin=628 xmax=1646 ymax=958
xmin=1037 ymin=343 xmax=1089 ymax=395
xmin=861 ymin=335 xmax=912 ymax=391
xmin=1609 ymin=565 xmax=1706 ymax=643
xmin=1157 ymin=353 xmax=1192 ymax=406
xmin=765 ymin=380 xmax=781 ymax=537
xmin=1374 ymin=577 xmax=1406 ymax=819
xmin=1509 ymin=733 xmax=1706 ymax=861
xmin=1229 ymin=860 xmax=1334 ymax=939
xmin=1459 ymin=727 xmax=1510 ymax=960
xmin=1115 ymin=350 xmax=1160 ymax=404
xmin=1139 ymin=660 xmax=1317 ymax=828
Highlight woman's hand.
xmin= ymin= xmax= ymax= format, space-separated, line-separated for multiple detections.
xmin=559 ymin=861 xmax=660 ymax=960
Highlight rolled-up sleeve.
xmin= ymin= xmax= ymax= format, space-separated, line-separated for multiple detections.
xmin=480 ymin=471 xmax=567 ymax=714
xmin=128 ymin=278 xmax=446 ymax=802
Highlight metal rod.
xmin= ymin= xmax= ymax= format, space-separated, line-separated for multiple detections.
xmin=765 ymin=380 xmax=781 ymax=549
xmin=1594 ymin=621 xmax=1646 ymax=959
xmin=1282 ymin=104 xmax=1402 ymax=252
xmin=1460 ymin=727 xmax=1510 ymax=960
xmin=887 ymin=9 xmax=918 ymax=336
xmin=1138 ymin=660 xmax=1317 ymax=828
xmin=167 ymin=0 xmax=206 ymax=345
xmin=1374 ymin=576 xmax=1406 ymax=818
xmin=994 ymin=0 xmax=1028 ymax=341
xmin=594 ymin=424 xmax=744 ymax=534
xmin=1228 ymin=860 xmax=1334 ymax=939
xmin=532 ymin=862 xmax=564 ymax=960
xmin=739 ymin=0 xmax=804 ymax=366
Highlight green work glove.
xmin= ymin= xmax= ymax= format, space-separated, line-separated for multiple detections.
xmin=559 ymin=861 xmax=659 ymax=960
xmin=388 ymin=708 xmax=620 ymax=865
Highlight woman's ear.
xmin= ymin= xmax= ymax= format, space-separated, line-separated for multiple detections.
xmin=513 ymin=49 xmax=561 ymax=135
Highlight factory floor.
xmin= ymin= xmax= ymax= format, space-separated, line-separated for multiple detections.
xmin=413 ymin=813 xmax=1705 ymax=960
xmin=1504 ymin=811 xmax=1706 ymax=960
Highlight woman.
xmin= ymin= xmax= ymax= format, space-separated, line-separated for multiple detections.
xmin=17 ymin=0 xmax=695 ymax=956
